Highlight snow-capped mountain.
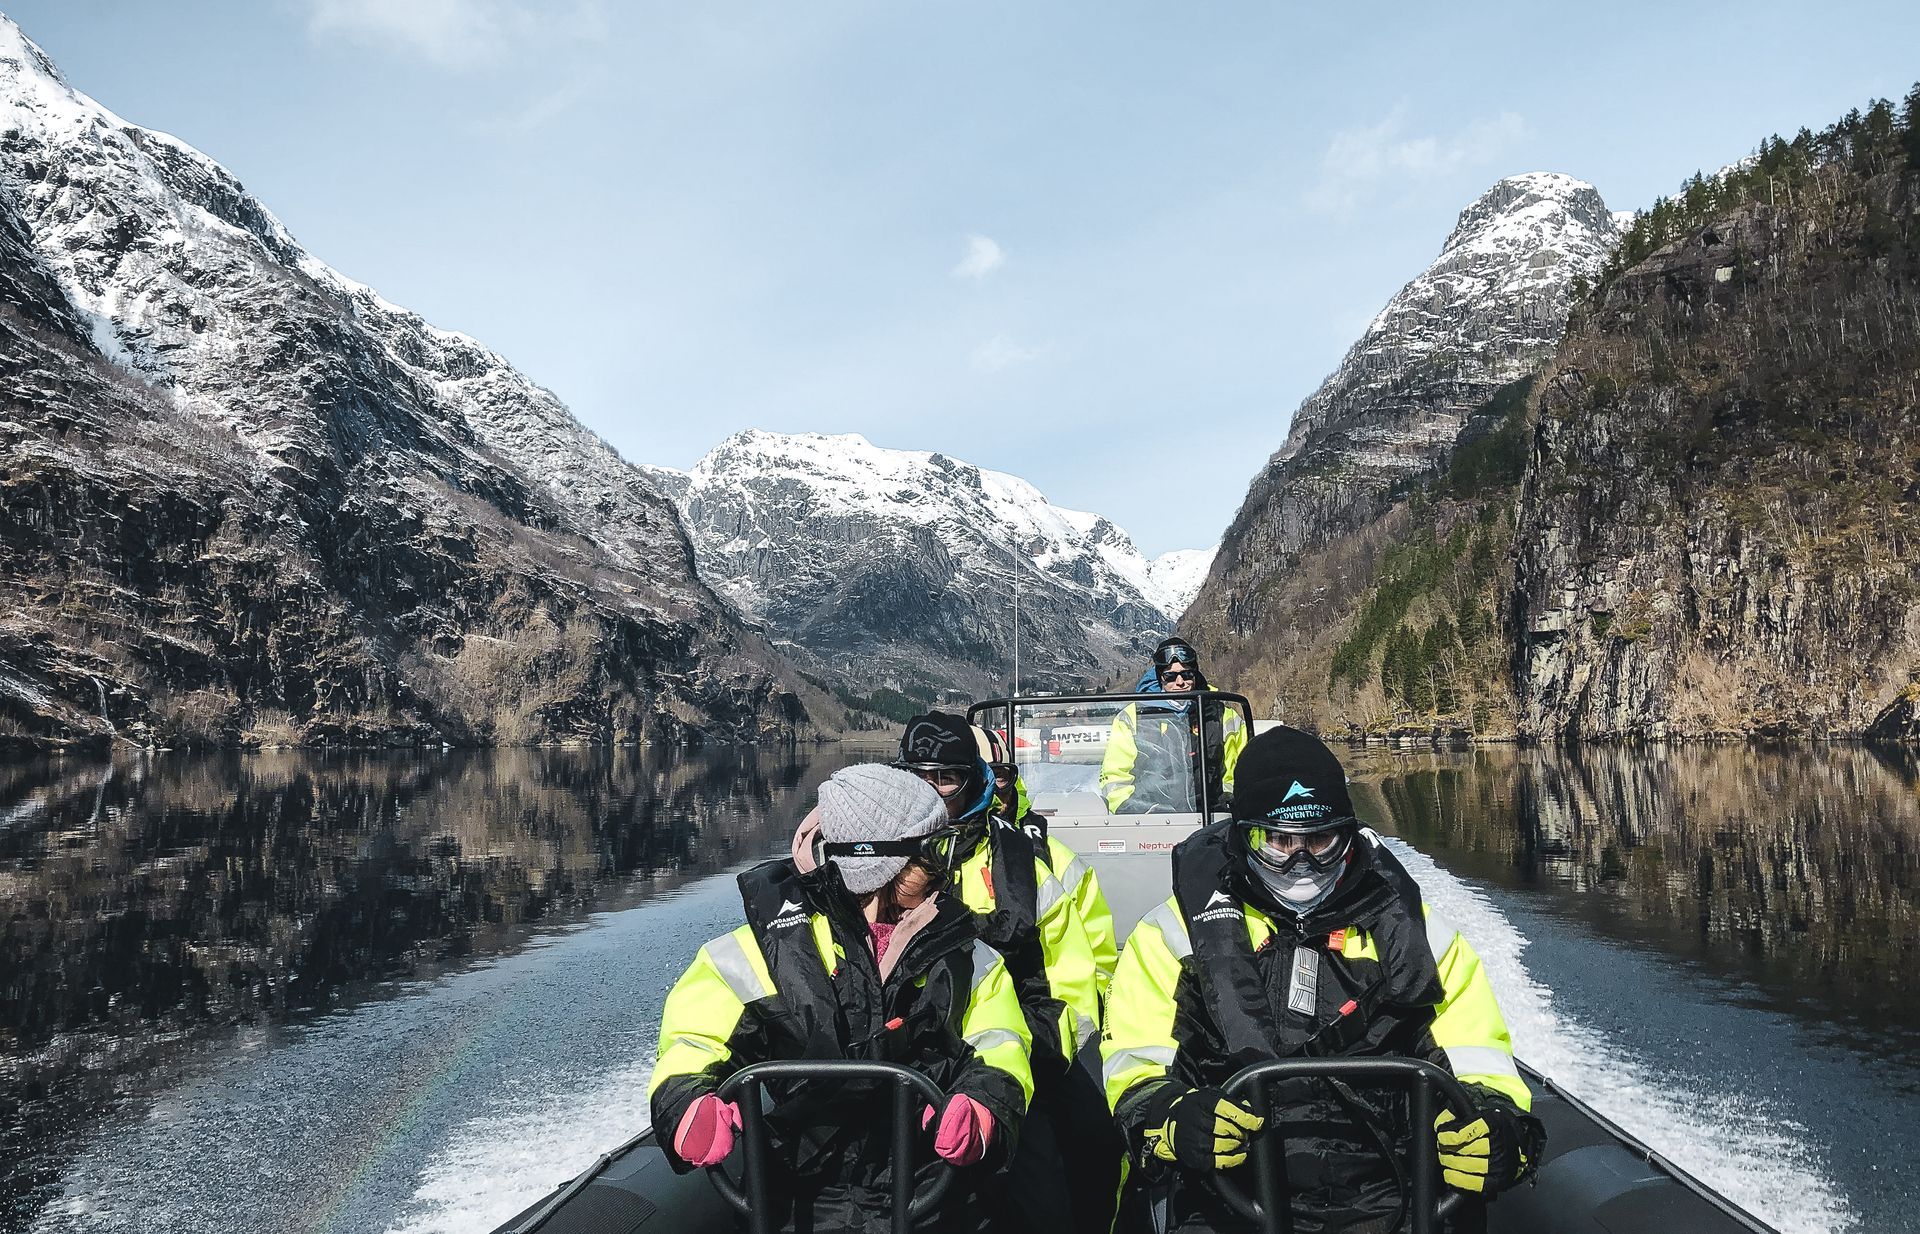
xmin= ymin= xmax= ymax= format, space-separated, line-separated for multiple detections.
xmin=1192 ymin=173 xmax=1620 ymax=640
xmin=646 ymin=431 xmax=1207 ymax=692
xmin=1279 ymin=172 xmax=1622 ymax=472
xmin=1147 ymin=546 xmax=1218 ymax=620
xmin=0 ymin=17 xmax=829 ymax=746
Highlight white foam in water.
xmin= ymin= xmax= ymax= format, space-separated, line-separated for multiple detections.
xmin=383 ymin=1055 xmax=657 ymax=1234
xmin=1380 ymin=838 xmax=1854 ymax=1234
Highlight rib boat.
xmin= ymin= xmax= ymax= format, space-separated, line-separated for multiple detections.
xmin=492 ymin=691 xmax=1777 ymax=1234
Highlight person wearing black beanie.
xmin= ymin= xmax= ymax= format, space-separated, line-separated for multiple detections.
xmin=894 ymin=713 xmax=1104 ymax=1234
xmin=1100 ymin=726 xmax=1546 ymax=1233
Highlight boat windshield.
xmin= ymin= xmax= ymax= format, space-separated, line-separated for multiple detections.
xmin=969 ymin=690 xmax=1253 ymax=821
xmin=969 ymin=690 xmax=1252 ymax=927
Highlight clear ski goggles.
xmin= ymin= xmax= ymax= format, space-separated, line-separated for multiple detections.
xmin=821 ymin=825 xmax=966 ymax=872
xmin=1240 ymin=820 xmax=1356 ymax=875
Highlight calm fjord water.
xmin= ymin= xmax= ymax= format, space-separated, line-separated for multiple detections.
xmin=2 ymin=743 xmax=1915 ymax=1233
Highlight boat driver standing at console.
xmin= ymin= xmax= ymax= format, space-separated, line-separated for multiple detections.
xmin=1101 ymin=727 xmax=1543 ymax=1233
xmin=897 ymin=712 xmax=1108 ymax=1233
xmin=649 ymin=765 xmax=1034 ymax=1234
xmin=1100 ymin=637 xmax=1247 ymax=814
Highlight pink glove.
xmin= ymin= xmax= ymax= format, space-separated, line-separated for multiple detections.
xmin=673 ymin=1093 xmax=742 ymax=1167
xmin=920 ymin=1094 xmax=995 ymax=1166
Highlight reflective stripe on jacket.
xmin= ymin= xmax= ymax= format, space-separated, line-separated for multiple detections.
xmin=1038 ymin=833 xmax=1118 ymax=992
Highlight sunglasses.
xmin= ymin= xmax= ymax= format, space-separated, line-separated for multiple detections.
xmin=1160 ymin=668 xmax=1196 ymax=683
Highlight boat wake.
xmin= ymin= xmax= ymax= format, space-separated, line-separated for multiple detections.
xmin=1382 ymin=838 xmax=1852 ymax=1234
xmin=383 ymin=1055 xmax=656 ymax=1234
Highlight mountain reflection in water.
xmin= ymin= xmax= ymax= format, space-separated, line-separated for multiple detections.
xmin=7 ymin=742 xmax=1918 ymax=1233
xmin=0 ymin=744 xmax=858 ymax=1224
xmin=1352 ymin=743 xmax=1920 ymax=1054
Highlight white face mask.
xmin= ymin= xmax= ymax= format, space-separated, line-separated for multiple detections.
xmin=1256 ymin=859 xmax=1344 ymax=913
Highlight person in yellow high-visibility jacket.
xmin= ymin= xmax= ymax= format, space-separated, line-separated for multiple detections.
xmin=649 ymin=764 xmax=1032 ymax=1234
xmin=895 ymin=712 xmax=1103 ymax=1234
xmin=1101 ymin=727 xmax=1543 ymax=1233
xmin=1100 ymin=637 xmax=1246 ymax=814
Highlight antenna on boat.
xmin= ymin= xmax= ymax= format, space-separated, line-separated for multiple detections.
xmin=1010 ymin=525 xmax=1021 ymax=698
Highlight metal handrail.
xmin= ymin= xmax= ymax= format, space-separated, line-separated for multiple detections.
xmin=967 ymin=690 xmax=1253 ymax=818
xmin=1217 ymin=1057 xmax=1476 ymax=1234
xmin=710 ymin=1060 xmax=953 ymax=1234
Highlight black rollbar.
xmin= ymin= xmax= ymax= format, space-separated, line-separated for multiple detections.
xmin=1218 ymin=1057 xmax=1475 ymax=1234
xmin=710 ymin=1060 xmax=953 ymax=1234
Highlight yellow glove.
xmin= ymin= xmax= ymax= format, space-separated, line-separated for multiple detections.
xmin=1141 ymin=1086 xmax=1266 ymax=1170
xmin=1435 ymin=1103 xmax=1533 ymax=1195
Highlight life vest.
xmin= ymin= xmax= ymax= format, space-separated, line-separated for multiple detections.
xmin=732 ymin=860 xmax=990 ymax=1177
xmin=736 ymin=860 xmax=979 ymax=1065
xmin=1169 ymin=822 xmax=1445 ymax=1073
xmin=965 ymin=816 xmax=1042 ymax=951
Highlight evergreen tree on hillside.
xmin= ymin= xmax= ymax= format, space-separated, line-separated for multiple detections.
xmin=1591 ymin=80 xmax=1920 ymax=299
xmin=1904 ymin=84 xmax=1920 ymax=171
xmin=1860 ymin=98 xmax=1899 ymax=174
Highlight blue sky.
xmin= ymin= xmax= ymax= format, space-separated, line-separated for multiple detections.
xmin=5 ymin=1 xmax=1918 ymax=554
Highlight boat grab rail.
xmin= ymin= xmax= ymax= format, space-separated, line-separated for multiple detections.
xmin=1219 ymin=1057 xmax=1475 ymax=1234
xmin=712 ymin=1059 xmax=953 ymax=1234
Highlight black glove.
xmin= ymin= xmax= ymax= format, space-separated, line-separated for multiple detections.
xmin=1435 ymin=1090 xmax=1544 ymax=1196
xmin=1137 ymin=1084 xmax=1265 ymax=1170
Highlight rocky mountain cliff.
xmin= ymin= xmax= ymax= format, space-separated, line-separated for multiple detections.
xmin=1513 ymin=131 xmax=1920 ymax=739
xmin=0 ymin=18 xmax=834 ymax=749
xmin=645 ymin=431 xmax=1212 ymax=696
xmin=1184 ymin=173 xmax=1619 ymax=725
xmin=1192 ymin=96 xmax=1920 ymax=742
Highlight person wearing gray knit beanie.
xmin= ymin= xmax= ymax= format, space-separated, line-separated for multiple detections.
xmin=817 ymin=763 xmax=951 ymax=895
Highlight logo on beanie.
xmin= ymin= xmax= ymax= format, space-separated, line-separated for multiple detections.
xmin=1282 ymin=781 xmax=1314 ymax=802
xmin=905 ymin=720 xmax=949 ymax=760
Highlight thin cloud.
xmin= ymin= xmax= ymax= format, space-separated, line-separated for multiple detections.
xmin=305 ymin=0 xmax=605 ymax=69
xmin=1309 ymin=106 xmax=1528 ymax=215
xmin=970 ymin=334 xmax=1047 ymax=372
xmin=951 ymin=234 xmax=1006 ymax=281
xmin=476 ymin=81 xmax=594 ymax=137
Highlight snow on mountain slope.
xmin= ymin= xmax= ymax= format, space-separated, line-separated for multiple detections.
xmin=1279 ymin=172 xmax=1622 ymax=465
xmin=0 ymin=15 xmax=827 ymax=745
xmin=1148 ymin=547 xmax=1218 ymax=620
xmin=649 ymin=431 xmax=1207 ymax=691
xmin=1180 ymin=172 xmax=1620 ymax=720
xmin=1193 ymin=173 xmax=1621 ymax=640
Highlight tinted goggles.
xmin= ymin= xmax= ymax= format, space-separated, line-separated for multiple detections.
xmin=1154 ymin=644 xmax=1197 ymax=669
xmin=822 ymin=826 xmax=965 ymax=870
xmin=1241 ymin=821 xmax=1355 ymax=875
